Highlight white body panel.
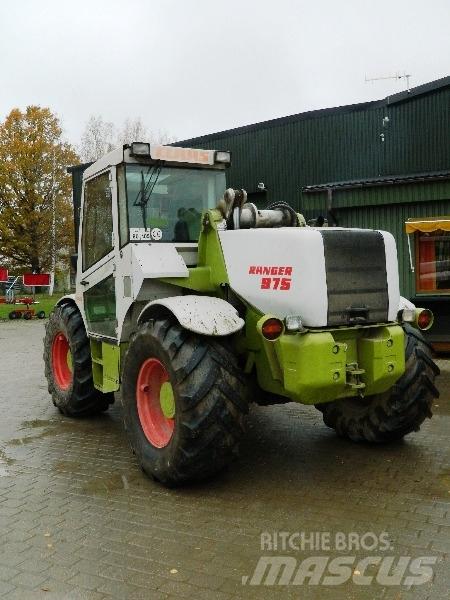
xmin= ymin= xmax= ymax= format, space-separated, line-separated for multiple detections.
xmin=219 ymin=228 xmax=328 ymax=326
xmin=380 ymin=230 xmax=401 ymax=321
xmin=138 ymin=295 xmax=245 ymax=336
xmin=131 ymin=243 xmax=188 ymax=295
xmin=399 ymin=296 xmax=415 ymax=310
xmin=219 ymin=227 xmax=400 ymax=328
xmin=114 ymin=243 xmax=185 ymax=341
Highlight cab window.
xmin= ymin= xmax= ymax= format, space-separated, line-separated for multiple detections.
xmin=119 ymin=165 xmax=226 ymax=245
xmin=82 ymin=172 xmax=113 ymax=271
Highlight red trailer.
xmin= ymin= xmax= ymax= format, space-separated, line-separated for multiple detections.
xmin=8 ymin=273 xmax=51 ymax=320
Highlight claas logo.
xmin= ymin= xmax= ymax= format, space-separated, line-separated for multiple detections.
xmin=151 ymin=146 xmax=212 ymax=164
xmin=248 ymin=265 xmax=292 ymax=290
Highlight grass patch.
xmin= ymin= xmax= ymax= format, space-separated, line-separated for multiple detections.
xmin=0 ymin=293 xmax=64 ymax=319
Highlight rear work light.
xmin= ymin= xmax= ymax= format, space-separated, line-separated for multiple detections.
xmin=130 ymin=142 xmax=151 ymax=157
xmin=261 ymin=317 xmax=284 ymax=341
xmin=285 ymin=315 xmax=306 ymax=333
xmin=215 ymin=150 xmax=231 ymax=164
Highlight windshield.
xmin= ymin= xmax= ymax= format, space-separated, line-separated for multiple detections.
xmin=118 ymin=164 xmax=226 ymax=245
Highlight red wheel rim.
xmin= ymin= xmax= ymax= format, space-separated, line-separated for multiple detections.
xmin=136 ymin=358 xmax=175 ymax=448
xmin=51 ymin=332 xmax=72 ymax=390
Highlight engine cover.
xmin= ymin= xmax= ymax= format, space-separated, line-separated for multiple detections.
xmin=218 ymin=227 xmax=400 ymax=327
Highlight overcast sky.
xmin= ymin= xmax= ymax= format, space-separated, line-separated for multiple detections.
xmin=1 ymin=0 xmax=449 ymax=148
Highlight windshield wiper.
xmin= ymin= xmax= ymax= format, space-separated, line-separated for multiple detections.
xmin=133 ymin=163 xmax=163 ymax=230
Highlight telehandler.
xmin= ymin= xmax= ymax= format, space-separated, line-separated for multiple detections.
xmin=43 ymin=143 xmax=439 ymax=486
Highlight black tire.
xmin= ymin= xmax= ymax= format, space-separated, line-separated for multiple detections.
xmin=317 ymin=325 xmax=440 ymax=442
xmin=8 ymin=311 xmax=16 ymax=320
xmin=121 ymin=318 xmax=248 ymax=486
xmin=37 ymin=310 xmax=46 ymax=319
xmin=23 ymin=311 xmax=32 ymax=320
xmin=43 ymin=303 xmax=113 ymax=417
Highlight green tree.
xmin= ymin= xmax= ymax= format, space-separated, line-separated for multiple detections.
xmin=0 ymin=106 xmax=79 ymax=273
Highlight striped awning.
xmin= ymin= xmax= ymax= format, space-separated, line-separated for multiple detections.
xmin=405 ymin=218 xmax=450 ymax=233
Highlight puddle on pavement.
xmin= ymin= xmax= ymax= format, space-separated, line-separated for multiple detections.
xmin=0 ymin=449 xmax=14 ymax=465
xmin=433 ymin=400 xmax=450 ymax=415
xmin=21 ymin=418 xmax=56 ymax=429
xmin=9 ymin=429 xmax=57 ymax=445
xmin=439 ymin=472 xmax=450 ymax=496
xmin=0 ymin=449 xmax=14 ymax=477
xmin=81 ymin=474 xmax=134 ymax=495
xmin=54 ymin=460 xmax=84 ymax=473
xmin=53 ymin=460 xmax=147 ymax=495
xmin=8 ymin=415 xmax=114 ymax=447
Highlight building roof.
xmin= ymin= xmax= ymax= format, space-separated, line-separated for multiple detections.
xmin=180 ymin=75 xmax=450 ymax=145
xmin=302 ymin=170 xmax=450 ymax=193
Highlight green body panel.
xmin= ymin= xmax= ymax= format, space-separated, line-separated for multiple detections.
xmin=356 ymin=326 xmax=405 ymax=395
xmin=161 ymin=209 xmax=228 ymax=293
xmin=252 ymin=321 xmax=405 ymax=404
xmin=90 ymin=340 xmax=120 ymax=393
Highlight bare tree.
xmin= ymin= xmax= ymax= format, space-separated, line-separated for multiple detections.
xmin=80 ymin=115 xmax=115 ymax=162
xmin=117 ymin=119 xmax=177 ymax=146
xmin=149 ymin=128 xmax=177 ymax=145
xmin=117 ymin=117 xmax=148 ymax=146
xmin=80 ymin=115 xmax=177 ymax=162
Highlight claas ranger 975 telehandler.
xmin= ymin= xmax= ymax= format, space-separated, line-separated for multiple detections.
xmin=43 ymin=142 xmax=439 ymax=486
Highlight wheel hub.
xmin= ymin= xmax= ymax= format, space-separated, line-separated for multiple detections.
xmin=136 ymin=358 xmax=175 ymax=448
xmin=51 ymin=332 xmax=73 ymax=391
xmin=160 ymin=382 xmax=175 ymax=419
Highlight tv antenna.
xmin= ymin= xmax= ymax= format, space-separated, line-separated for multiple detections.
xmin=365 ymin=72 xmax=412 ymax=92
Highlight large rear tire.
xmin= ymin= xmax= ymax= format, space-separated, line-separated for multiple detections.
xmin=43 ymin=303 xmax=113 ymax=417
xmin=121 ymin=318 xmax=248 ymax=486
xmin=316 ymin=325 xmax=440 ymax=442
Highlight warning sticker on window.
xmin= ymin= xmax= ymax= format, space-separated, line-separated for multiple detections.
xmin=130 ymin=228 xmax=163 ymax=241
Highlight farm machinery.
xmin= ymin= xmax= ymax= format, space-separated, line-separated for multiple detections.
xmin=0 ymin=271 xmax=49 ymax=319
xmin=43 ymin=143 xmax=439 ymax=486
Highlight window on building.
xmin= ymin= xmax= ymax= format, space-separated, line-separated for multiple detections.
xmin=416 ymin=230 xmax=450 ymax=292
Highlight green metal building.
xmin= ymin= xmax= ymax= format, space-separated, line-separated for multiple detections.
xmin=180 ymin=76 xmax=450 ymax=300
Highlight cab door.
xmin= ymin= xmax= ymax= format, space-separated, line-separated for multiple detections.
xmin=78 ymin=169 xmax=117 ymax=339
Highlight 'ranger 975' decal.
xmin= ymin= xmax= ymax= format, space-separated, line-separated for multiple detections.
xmin=248 ymin=265 xmax=292 ymax=290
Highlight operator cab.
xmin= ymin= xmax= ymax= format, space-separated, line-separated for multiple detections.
xmin=75 ymin=143 xmax=230 ymax=341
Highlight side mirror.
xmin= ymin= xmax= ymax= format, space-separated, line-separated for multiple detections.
xmin=70 ymin=253 xmax=78 ymax=272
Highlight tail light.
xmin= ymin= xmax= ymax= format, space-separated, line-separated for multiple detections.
xmin=416 ymin=309 xmax=433 ymax=331
xmin=261 ymin=317 xmax=284 ymax=341
xmin=400 ymin=307 xmax=434 ymax=331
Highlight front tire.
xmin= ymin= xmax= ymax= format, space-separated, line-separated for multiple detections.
xmin=121 ymin=319 xmax=248 ymax=486
xmin=317 ymin=326 xmax=440 ymax=442
xmin=43 ymin=303 xmax=113 ymax=417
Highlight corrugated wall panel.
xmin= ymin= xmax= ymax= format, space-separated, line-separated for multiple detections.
xmin=385 ymin=90 xmax=450 ymax=174
xmin=182 ymin=87 xmax=450 ymax=200
xmin=182 ymin=104 xmax=388 ymax=208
